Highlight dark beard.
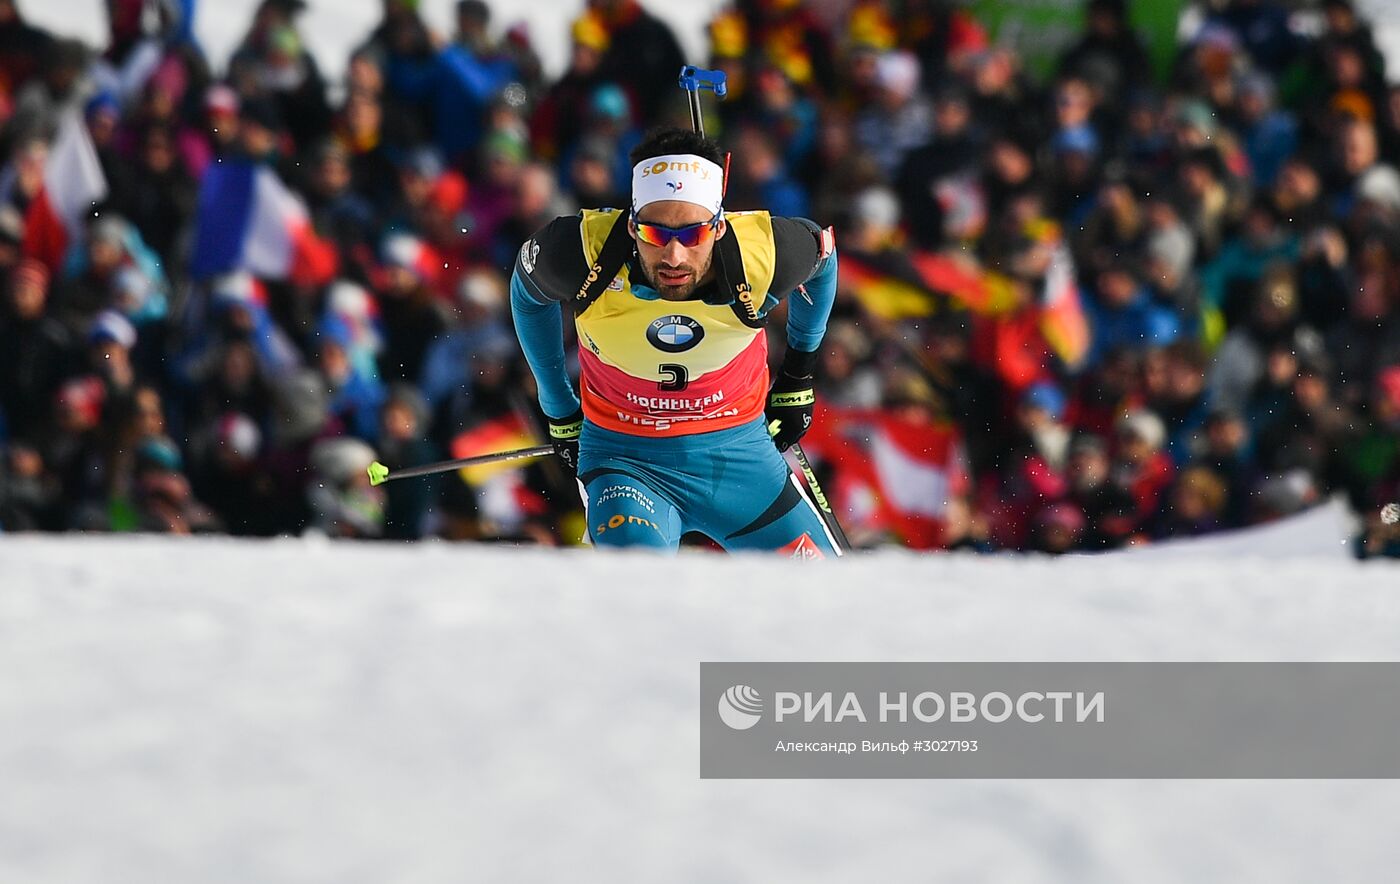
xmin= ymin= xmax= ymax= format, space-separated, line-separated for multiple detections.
xmin=639 ymin=252 xmax=711 ymax=301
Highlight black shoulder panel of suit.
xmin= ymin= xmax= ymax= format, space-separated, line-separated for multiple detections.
xmin=769 ymin=216 xmax=824 ymax=298
xmin=512 ymin=215 xmax=590 ymax=304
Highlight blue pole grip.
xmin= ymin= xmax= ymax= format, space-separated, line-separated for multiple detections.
xmin=678 ymin=65 xmax=727 ymax=98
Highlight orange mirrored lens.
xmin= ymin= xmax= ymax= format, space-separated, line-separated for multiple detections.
xmin=635 ymin=220 xmax=715 ymax=248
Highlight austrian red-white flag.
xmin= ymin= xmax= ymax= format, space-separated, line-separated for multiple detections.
xmin=802 ymin=407 xmax=970 ymax=549
xmin=23 ymin=110 xmax=109 ymax=272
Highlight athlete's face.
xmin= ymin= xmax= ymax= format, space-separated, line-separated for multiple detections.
xmin=629 ymin=199 xmax=727 ymax=301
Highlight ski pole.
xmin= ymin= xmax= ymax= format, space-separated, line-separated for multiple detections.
xmin=678 ymin=65 xmax=852 ymax=553
xmin=790 ymin=442 xmax=852 ymax=552
xmin=367 ymin=445 xmax=554 ymax=487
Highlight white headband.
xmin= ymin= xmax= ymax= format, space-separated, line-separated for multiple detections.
xmin=631 ymin=154 xmax=724 ymax=216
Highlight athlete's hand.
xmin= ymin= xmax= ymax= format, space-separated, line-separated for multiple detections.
xmin=548 ymin=409 xmax=583 ymax=476
xmin=766 ymin=347 xmax=818 ymax=452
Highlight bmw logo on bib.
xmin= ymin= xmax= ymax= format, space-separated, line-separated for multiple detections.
xmin=647 ymin=315 xmax=705 ymax=353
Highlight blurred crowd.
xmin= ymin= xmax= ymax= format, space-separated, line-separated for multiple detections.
xmin=0 ymin=0 xmax=1397 ymax=557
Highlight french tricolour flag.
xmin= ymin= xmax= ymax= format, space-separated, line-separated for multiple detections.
xmin=22 ymin=111 xmax=109 ymax=272
xmin=189 ymin=160 xmax=337 ymax=286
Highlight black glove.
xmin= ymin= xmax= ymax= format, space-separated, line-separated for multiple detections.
xmin=766 ymin=347 xmax=818 ymax=452
xmin=547 ymin=409 xmax=583 ymax=476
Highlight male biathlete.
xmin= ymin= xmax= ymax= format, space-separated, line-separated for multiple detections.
xmin=509 ymin=127 xmax=840 ymax=557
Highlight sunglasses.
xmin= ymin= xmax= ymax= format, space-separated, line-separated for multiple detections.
xmin=632 ymin=213 xmax=722 ymax=248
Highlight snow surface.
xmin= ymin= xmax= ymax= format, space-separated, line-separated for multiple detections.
xmin=2 ymin=517 xmax=1399 ymax=884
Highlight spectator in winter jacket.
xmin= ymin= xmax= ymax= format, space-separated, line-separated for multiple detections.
xmin=307 ymin=436 xmax=384 ymax=538
xmin=853 ymin=50 xmax=932 ymax=180
xmin=1156 ymin=466 xmax=1229 ymax=538
xmin=1147 ymin=341 xmax=1213 ymax=465
xmin=316 ymin=316 xmax=386 ymax=444
xmin=1083 ymin=262 xmax=1182 ymax=369
xmin=1066 ymin=433 xmax=1139 ymax=550
xmin=378 ymin=383 xmax=437 ymax=540
xmin=1113 ymin=408 xmax=1175 ymax=529
xmin=0 ymin=260 xmax=74 ymax=440
xmin=1198 ymin=406 xmax=1258 ymax=529
xmin=376 ymin=234 xmax=447 ymax=384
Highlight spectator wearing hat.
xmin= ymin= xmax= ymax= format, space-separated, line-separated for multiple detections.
xmin=1140 ymin=195 xmax=1202 ymax=322
xmin=1148 ymin=340 xmax=1214 ymax=465
xmin=558 ymin=82 xmax=638 ymax=198
xmin=0 ymin=0 xmax=55 ymax=99
xmin=130 ymin=434 xmax=219 ymax=534
xmin=0 ymin=259 xmax=74 ymax=440
xmin=566 ymin=137 xmax=626 ymax=211
xmin=1201 ymin=198 xmax=1300 ymax=325
xmin=258 ymin=368 xmax=338 ymax=535
xmin=1157 ymin=466 xmax=1229 ymax=538
xmin=84 ymin=91 xmax=124 ymax=195
xmin=1074 ymin=174 xmax=1148 ymax=283
xmin=1232 ymin=72 xmax=1297 ymax=188
xmin=87 ymin=309 xmax=139 ymax=408
xmin=0 ymin=437 xmax=62 ymax=531
xmin=183 ymin=331 xmax=275 ymax=441
xmin=1048 ymin=122 xmax=1104 ymax=228
xmin=307 ymin=436 xmax=384 ymax=538
xmin=1254 ymin=354 xmax=1358 ymax=491
xmin=378 ymin=382 xmax=437 ymax=540
xmin=391 ymin=11 xmax=519 ymax=167
xmin=816 ymin=320 xmax=883 ymax=409
xmin=1056 ymin=0 xmax=1151 ymax=116
xmin=188 ymin=411 xmax=280 ymax=536
xmin=1030 ymin=502 xmax=1086 ymax=555
xmin=1340 ymin=365 xmax=1400 ymax=518
xmin=1113 ymin=408 xmax=1175 ymax=527
xmin=588 ymin=0 xmax=688 ymax=124
xmin=894 ymin=82 xmax=981 ymax=249
xmin=729 ymin=124 xmax=809 ymax=220
xmin=742 ymin=63 xmax=820 ymax=178
xmin=529 ymin=11 xmax=610 ymax=162
xmin=1209 ymin=264 xmax=1306 ymax=413
xmin=1322 ymin=235 xmax=1400 ymax=403
xmin=853 ymin=50 xmax=933 ymax=180
xmin=978 ymin=131 xmax=1037 ymax=222
xmin=992 ymin=381 xmax=1072 ymax=548
xmin=375 ymin=234 xmax=448 ymax=384
xmin=1197 ymin=406 xmax=1259 ymax=528
xmin=494 ymin=162 xmax=573 ymax=273
xmin=1083 ymin=262 xmax=1182 ymax=369
xmin=1175 ymin=145 xmax=1241 ymax=262
xmin=464 ymin=128 xmax=528 ymax=258
xmin=334 ymin=86 xmax=401 ymax=213
xmin=966 ymin=48 xmax=1035 ymax=143
xmin=1065 ymin=433 xmax=1137 ymax=549
xmin=316 ymin=315 xmax=386 ymax=444
xmin=44 ymin=375 xmax=110 ymax=522
xmin=117 ymin=123 xmax=198 ymax=271
xmin=304 ymin=139 xmax=377 ymax=279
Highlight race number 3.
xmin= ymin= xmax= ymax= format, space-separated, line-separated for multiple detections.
xmin=658 ymin=363 xmax=689 ymax=391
